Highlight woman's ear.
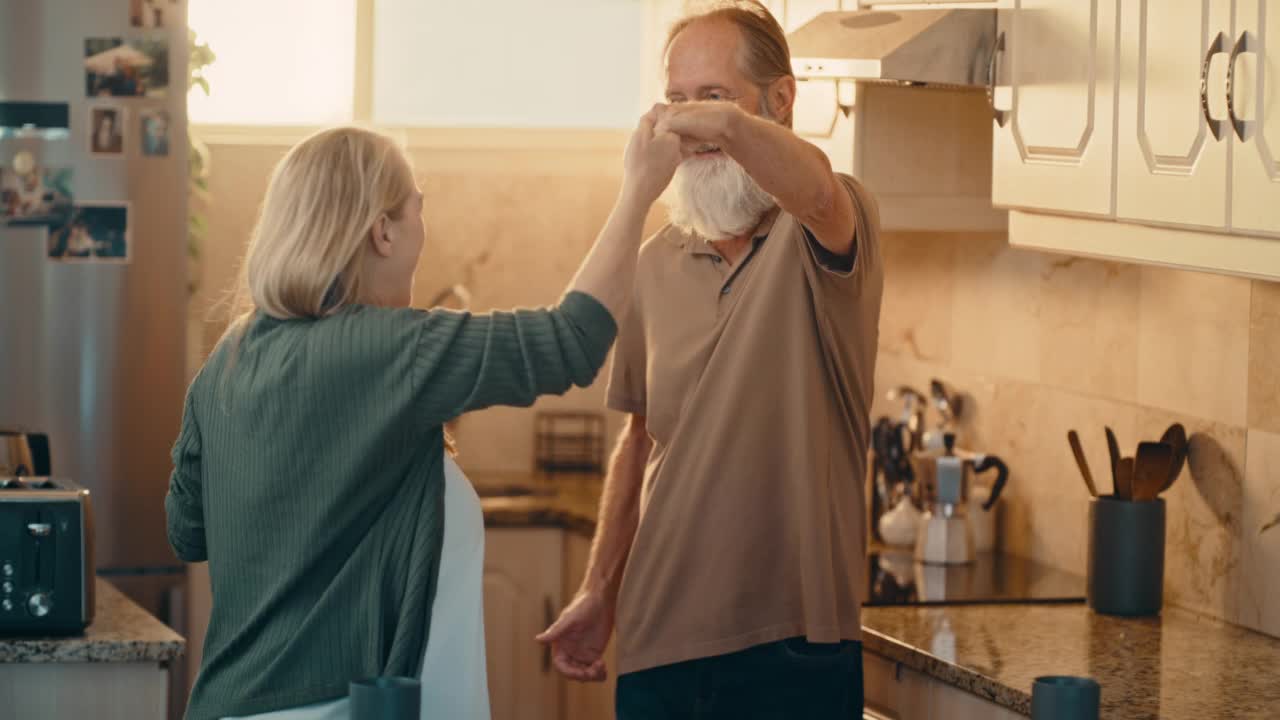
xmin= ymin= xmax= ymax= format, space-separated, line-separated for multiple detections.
xmin=369 ymin=215 xmax=394 ymax=258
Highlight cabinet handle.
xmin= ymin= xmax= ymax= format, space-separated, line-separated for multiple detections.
xmin=986 ymin=30 xmax=1008 ymax=128
xmin=1226 ymin=31 xmax=1256 ymax=142
xmin=542 ymin=595 xmax=554 ymax=674
xmin=1200 ymin=31 xmax=1228 ymax=141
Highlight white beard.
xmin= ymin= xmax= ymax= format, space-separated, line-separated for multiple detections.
xmin=664 ymin=153 xmax=776 ymax=242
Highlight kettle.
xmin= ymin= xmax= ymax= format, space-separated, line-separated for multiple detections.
xmin=914 ymin=434 xmax=1008 ymax=565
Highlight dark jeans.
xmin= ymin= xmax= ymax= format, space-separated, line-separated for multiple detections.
xmin=616 ymin=638 xmax=864 ymax=720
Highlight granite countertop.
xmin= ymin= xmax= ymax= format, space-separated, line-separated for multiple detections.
xmin=0 ymin=578 xmax=185 ymax=664
xmin=862 ymin=602 xmax=1280 ymax=718
xmin=470 ymin=470 xmax=1280 ymax=718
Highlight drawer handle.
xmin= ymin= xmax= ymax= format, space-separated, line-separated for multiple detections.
xmin=542 ymin=596 xmax=554 ymax=674
xmin=986 ymin=31 xmax=1008 ymax=128
xmin=1226 ymin=31 xmax=1255 ymax=141
xmin=1200 ymin=31 xmax=1228 ymax=141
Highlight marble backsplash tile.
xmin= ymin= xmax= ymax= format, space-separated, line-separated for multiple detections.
xmin=874 ymin=234 xmax=1279 ymax=639
xmin=1238 ymin=430 xmax=1280 ymax=638
xmin=1248 ymin=281 xmax=1280 ymax=434
xmin=1135 ymin=267 xmax=1251 ymax=426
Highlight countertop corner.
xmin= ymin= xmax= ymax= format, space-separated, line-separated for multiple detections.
xmin=0 ymin=578 xmax=185 ymax=664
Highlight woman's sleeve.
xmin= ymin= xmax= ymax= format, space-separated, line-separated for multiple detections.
xmin=414 ymin=290 xmax=617 ymax=426
xmin=165 ymin=390 xmax=207 ymax=562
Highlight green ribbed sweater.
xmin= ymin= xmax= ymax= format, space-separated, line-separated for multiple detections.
xmin=166 ymin=292 xmax=616 ymax=720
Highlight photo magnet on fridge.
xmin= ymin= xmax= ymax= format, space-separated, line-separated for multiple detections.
xmin=85 ymin=36 xmax=170 ymax=98
xmin=89 ymin=105 xmax=126 ymax=156
xmin=130 ymin=0 xmax=172 ymax=28
xmin=48 ymin=203 xmax=130 ymax=263
xmin=1 ymin=163 xmax=74 ymax=228
xmin=140 ymin=109 xmax=170 ymax=156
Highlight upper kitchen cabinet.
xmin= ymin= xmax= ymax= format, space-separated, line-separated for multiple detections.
xmin=1115 ymin=0 xmax=1234 ymax=230
xmin=1000 ymin=0 xmax=1280 ymax=280
xmin=1232 ymin=0 xmax=1280 ymax=237
xmin=991 ymin=0 xmax=1119 ymax=217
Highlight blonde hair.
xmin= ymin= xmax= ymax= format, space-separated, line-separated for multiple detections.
xmin=225 ymin=126 xmax=416 ymax=336
xmin=666 ymin=1 xmax=795 ymax=127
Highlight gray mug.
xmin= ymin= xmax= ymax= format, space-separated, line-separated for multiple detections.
xmin=1031 ymin=675 xmax=1100 ymax=720
xmin=350 ymin=676 xmax=420 ymax=720
xmin=1087 ymin=496 xmax=1165 ymax=616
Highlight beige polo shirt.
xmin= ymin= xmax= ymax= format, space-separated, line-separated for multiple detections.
xmin=607 ymin=173 xmax=883 ymax=675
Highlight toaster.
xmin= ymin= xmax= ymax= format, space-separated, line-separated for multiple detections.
xmin=0 ymin=477 xmax=95 ymax=635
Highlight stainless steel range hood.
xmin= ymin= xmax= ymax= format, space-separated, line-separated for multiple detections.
xmin=787 ymin=9 xmax=997 ymax=87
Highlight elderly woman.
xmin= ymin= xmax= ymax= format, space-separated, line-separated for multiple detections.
xmin=167 ymin=115 xmax=680 ymax=720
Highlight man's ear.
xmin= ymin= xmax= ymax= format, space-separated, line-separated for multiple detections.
xmin=769 ymin=75 xmax=797 ymax=126
xmin=369 ymin=215 xmax=394 ymax=258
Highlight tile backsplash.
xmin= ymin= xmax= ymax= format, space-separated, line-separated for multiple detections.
xmin=872 ymin=231 xmax=1280 ymax=639
xmin=194 ymin=138 xmax=1280 ymax=640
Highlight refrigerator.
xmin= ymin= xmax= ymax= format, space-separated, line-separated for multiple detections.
xmin=0 ymin=0 xmax=190 ymax=711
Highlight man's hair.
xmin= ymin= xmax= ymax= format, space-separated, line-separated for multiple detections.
xmin=665 ymin=1 xmax=794 ymax=125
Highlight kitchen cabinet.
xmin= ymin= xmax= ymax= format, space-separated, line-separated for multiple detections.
xmin=1231 ymin=0 xmax=1280 ymax=236
xmin=996 ymin=0 xmax=1280 ymax=279
xmin=864 ymin=649 xmax=1023 ymax=719
xmin=991 ymin=0 xmax=1119 ymax=217
xmin=1115 ymin=0 xmax=1234 ymax=230
xmin=484 ymin=528 xmax=564 ymax=720
xmin=561 ymin=532 xmax=618 ymax=720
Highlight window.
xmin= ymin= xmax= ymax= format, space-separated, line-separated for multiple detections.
xmin=188 ymin=0 xmax=660 ymax=129
xmin=188 ymin=0 xmax=355 ymax=125
xmin=372 ymin=0 xmax=648 ymax=128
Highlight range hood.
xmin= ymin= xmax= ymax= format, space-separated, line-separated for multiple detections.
xmin=787 ymin=9 xmax=997 ymax=88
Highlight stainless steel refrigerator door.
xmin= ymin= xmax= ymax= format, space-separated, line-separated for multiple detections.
xmin=0 ymin=0 xmax=189 ymax=583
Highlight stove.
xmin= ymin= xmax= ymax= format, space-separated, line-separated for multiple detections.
xmin=864 ymin=549 xmax=1085 ymax=607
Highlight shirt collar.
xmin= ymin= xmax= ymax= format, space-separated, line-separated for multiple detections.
xmin=676 ymin=206 xmax=782 ymax=256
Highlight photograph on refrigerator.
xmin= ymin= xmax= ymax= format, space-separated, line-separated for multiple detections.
xmin=129 ymin=0 xmax=174 ymax=29
xmin=0 ymin=164 xmax=73 ymax=227
xmin=89 ymin=105 xmax=126 ymax=155
xmin=85 ymin=36 xmax=170 ymax=98
xmin=139 ymin=109 xmax=170 ymax=156
xmin=47 ymin=202 xmax=130 ymax=263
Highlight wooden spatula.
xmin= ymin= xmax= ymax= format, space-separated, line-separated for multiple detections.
xmin=1115 ymin=457 xmax=1134 ymax=500
xmin=1158 ymin=424 xmax=1188 ymax=495
xmin=1134 ymin=442 xmax=1175 ymax=501
xmin=1067 ymin=430 xmax=1098 ymax=498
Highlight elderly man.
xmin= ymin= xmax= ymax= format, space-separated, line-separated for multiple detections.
xmin=538 ymin=2 xmax=882 ymax=717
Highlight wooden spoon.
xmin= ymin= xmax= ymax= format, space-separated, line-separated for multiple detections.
xmin=1134 ymin=442 xmax=1175 ymax=501
xmin=1067 ymin=430 xmax=1099 ymax=497
xmin=1105 ymin=427 xmax=1122 ymax=495
xmin=1158 ymin=423 xmax=1188 ymax=495
xmin=1115 ymin=457 xmax=1134 ymax=500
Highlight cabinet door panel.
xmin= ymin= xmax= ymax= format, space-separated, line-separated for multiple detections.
xmin=992 ymin=0 xmax=1118 ymax=217
xmin=1231 ymin=0 xmax=1280 ymax=236
xmin=483 ymin=529 xmax=563 ymax=720
xmin=1116 ymin=0 xmax=1233 ymax=229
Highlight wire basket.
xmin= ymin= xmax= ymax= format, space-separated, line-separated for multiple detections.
xmin=534 ymin=411 xmax=605 ymax=474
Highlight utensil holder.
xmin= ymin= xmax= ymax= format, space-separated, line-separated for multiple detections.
xmin=1087 ymin=496 xmax=1165 ymax=616
xmin=1031 ymin=676 xmax=1101 ymax=720
xmin=350 ymin=676 xmax=421 ymax=720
